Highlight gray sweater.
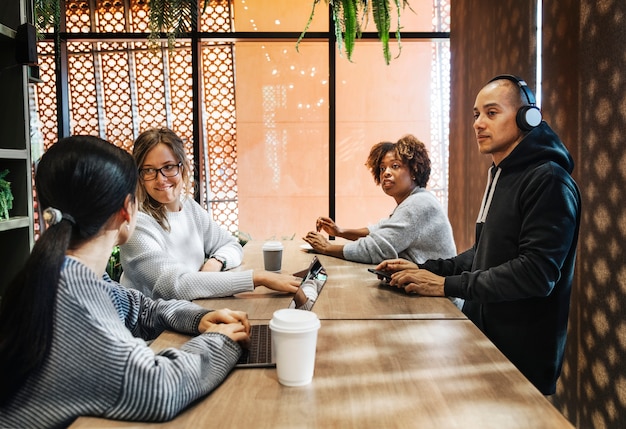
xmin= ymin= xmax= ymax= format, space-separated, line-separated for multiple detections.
xmin=343 ymin=187 xmax=457 ymax=264
xmin=0 ymin=258 xmax=241 ymax=428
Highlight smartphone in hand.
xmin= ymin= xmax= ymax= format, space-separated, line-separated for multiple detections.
xmin=367 ymin=268 xmax=392 ymax=282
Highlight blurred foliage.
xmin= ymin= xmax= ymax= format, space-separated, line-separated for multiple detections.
xmin=106 ymin=246 xmax=123 ymax=283
xmin=0 ymin=170 xmax=13 ymax=221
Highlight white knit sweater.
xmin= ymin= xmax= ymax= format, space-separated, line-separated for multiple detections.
xmin=121 ymin=198 xmax=254 ymax=300
xmin=0 ymin=258 xmax=241 ymax=428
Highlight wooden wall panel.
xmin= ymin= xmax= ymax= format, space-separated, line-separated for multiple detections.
xmin=451 ymin=1 xmax=626 ymax=427
xmin=540 ymin=0 xmax=581 ymax=423
xmin=449 ymin=0 xmax=537 ymax=251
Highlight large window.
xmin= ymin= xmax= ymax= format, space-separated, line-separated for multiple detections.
xmin=30 ymin=0 xmax=450 ymax=241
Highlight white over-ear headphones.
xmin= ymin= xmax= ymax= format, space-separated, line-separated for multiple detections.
xmin=488 ymin=74 xmax=542 ymax=131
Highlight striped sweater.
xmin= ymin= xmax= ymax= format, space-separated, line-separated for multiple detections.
xmin=0 ymin=257 xmax=241 ymax=428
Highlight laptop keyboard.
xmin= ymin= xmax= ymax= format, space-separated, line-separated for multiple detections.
xmin=238 ymin=324 xmax=272 ymax=365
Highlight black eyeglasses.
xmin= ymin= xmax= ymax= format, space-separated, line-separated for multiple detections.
xmin=139 ymin=163 xmax=182 ymax=181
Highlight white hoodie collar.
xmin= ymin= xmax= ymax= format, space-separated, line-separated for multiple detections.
xmin=476 ymin=166 xmax=502 ymax=223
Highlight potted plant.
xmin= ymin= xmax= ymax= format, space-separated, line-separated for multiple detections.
xmin=0 ymin=169 xmax=14 ymax=221
xmin=35 ymin=0 xmax=411 ymax=63
xmin=234 ymin=230 xmax=252 ymax=247
xmin=106 ymin=245 xmax=123 ymax=282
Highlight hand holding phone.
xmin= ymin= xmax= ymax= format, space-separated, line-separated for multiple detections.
xmin=367 ymin=268 xmax=392 ymax=282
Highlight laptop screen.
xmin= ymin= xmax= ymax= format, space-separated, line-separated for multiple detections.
xmin=288 ymin=256 xmax=327 ymax=311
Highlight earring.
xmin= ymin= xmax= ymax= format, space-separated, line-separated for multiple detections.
xmin=125 ymin=223 xmax=130 ymax=231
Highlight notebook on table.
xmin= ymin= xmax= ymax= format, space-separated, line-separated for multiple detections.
xmin=236 ymin=256 xmax=327 ymax=368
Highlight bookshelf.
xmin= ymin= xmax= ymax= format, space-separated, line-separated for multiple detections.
xmin=0 ymin=0 xmax=34 ymax=294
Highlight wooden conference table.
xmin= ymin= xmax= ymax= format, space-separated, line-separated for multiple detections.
xmin=195 ymin=240 xmax=467 ymax=321
xmin=71 ymin=241 xmax=574 ymax=429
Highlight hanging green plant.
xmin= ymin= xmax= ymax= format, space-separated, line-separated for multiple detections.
xmin=35 ymin=0 xmax=410 ymax=62
xmin=298 ymin=0 xmax=412 ymax=64
xmin=34 ymin=0 xmax=60 ymax=35
xmin=146 ymin=0 xmax=210 ymax=49
xmin=0 ymin=169 xmax=14 ymax=221
xmin=34 ymin=0 xmax=207 ymax=49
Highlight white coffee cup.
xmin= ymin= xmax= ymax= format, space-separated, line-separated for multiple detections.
xmin=269 ymin=308 xmax=321 ymax=386
xmin=262 ymin=241 xmax=283 ymax=272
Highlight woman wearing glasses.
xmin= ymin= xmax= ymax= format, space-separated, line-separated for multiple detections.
xmin=120 ymin=128 xmax=300 ymax=300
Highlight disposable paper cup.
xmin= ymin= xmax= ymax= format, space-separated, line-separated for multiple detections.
xmin=269 ymin=308 xmax=321 ymax=386
xmin=263 ymin=241 xmax=283 ymax=272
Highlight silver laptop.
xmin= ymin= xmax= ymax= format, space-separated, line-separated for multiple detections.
xmin=235 ymin=256 xmax=327 ymax=368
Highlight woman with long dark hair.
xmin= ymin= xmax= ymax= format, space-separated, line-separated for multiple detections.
xmin=0 ymin=136 xmax=250 ymax=428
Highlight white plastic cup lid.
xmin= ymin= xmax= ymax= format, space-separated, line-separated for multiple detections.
xmin=263 ymin=240 xmax=284 ymax=251
xmin=269 ymin=308 xmax=320 ymax=332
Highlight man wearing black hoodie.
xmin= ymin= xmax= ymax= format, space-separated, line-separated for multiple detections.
xmin=377 ymin=75 xmax=581 ymax=395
